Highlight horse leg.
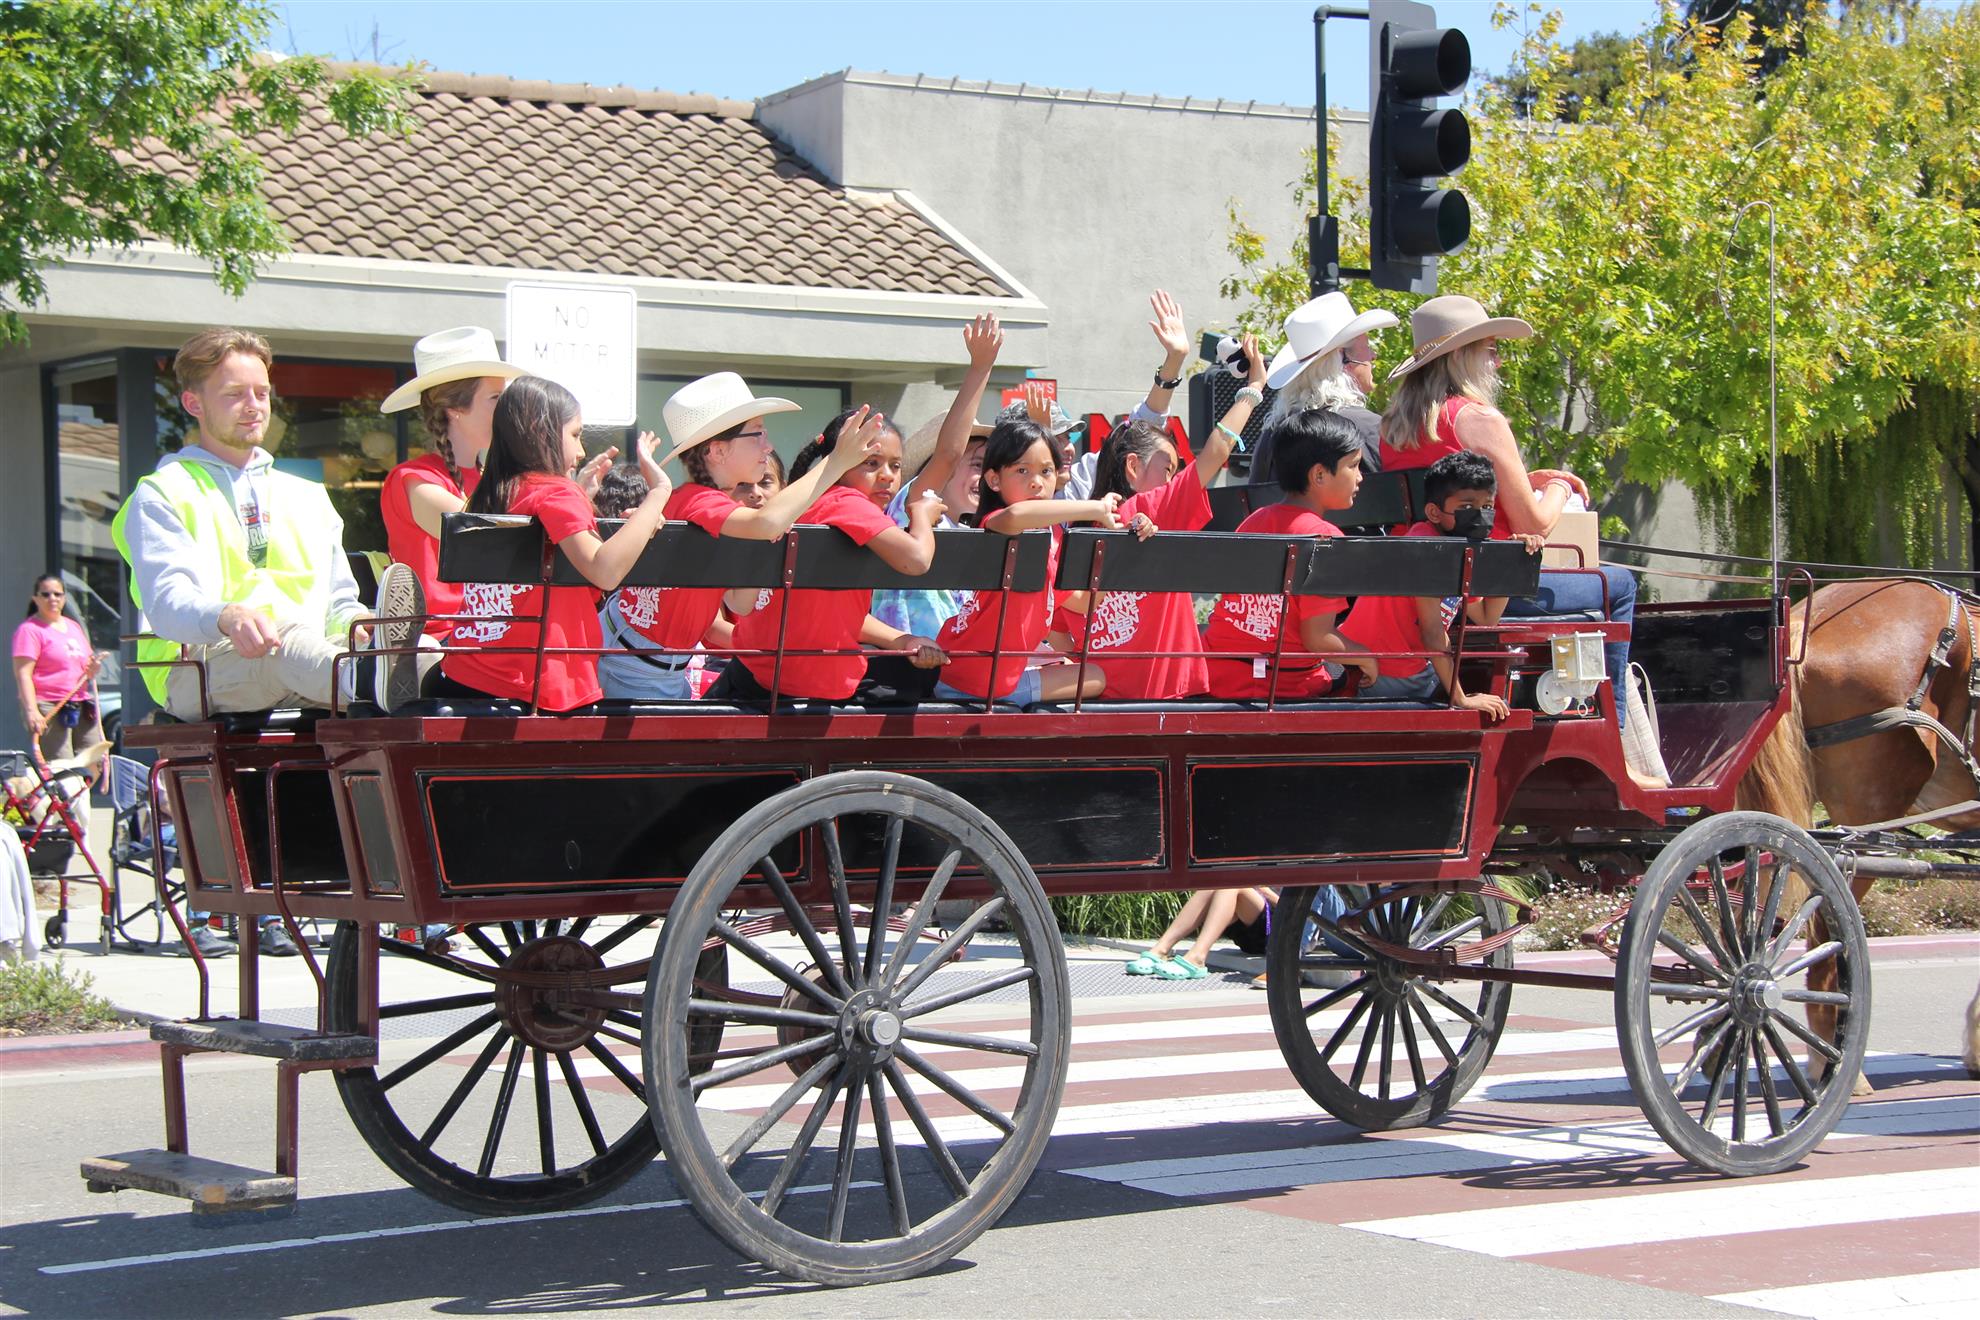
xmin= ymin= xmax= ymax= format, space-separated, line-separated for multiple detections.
xmin=1965 ymin=982 xmax=1980 ymax=1079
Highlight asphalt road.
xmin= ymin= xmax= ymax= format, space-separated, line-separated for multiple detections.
xmin=1 ymin=940 xmax=1973 ymax=1319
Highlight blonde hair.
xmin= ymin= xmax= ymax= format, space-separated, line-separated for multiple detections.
xmin=1379 ymin=341 xmax=1500 ymax=453
xmin=173 ymin=327 xmax=272 ymax=395
xmin=1264 ymin=350 xmax=1366 ymax=432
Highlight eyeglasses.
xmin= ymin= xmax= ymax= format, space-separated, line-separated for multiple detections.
xmin=1341 ymin=354 xmax=1375 ymax=367
xmin=34 ymin=590 xmax=64 ymax=598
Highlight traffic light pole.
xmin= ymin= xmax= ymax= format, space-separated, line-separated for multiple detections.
xmin=1311 ymin=6 xmax=1370 ymax=297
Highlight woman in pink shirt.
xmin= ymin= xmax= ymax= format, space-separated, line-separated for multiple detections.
xmin=12 ymin=574 xmax=104 ymax=763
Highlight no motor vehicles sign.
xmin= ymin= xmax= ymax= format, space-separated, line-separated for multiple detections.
xmin=504 ymin=281 xmax=637 ymax=427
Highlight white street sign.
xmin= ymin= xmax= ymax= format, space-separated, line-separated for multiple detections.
xmin=504 ymin=281 xmax=637 ymax=426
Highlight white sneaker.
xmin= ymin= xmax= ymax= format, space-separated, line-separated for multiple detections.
xmin=372 ymin=563 xmax=427 ymax=712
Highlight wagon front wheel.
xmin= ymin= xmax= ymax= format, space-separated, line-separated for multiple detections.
xmin=1615 ymin=811 xmax=1870 ymax=1176
xmin=1267 ymin=884 xmax=1513 ymax=1130
xmin=645 ymin=770 xmax=1070 ymax=1287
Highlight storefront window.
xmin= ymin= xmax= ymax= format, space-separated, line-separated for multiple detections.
xmin=49 ymin=361 xmax=125 ymax=658
xmin=152 ymin=356 xmax=405 ymax=554
xmin=634 ymin=378 xmax=848 ymax=470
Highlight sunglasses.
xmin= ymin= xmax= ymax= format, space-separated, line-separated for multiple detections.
xmin=35 ymin=590 xmax=64 ymax=598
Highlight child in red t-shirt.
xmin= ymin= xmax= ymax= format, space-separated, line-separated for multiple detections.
xmin=934 ymin=418 xmax=1136 ymax=705
xmin=1053 ymin=332 xmax=1270 ymax=699
xmin=1340 ymin=449 xmax=1540 ymax=717
xmin=1202 ymin=407 xmax=1372 ymax=699
xmin=436 ymin=376 xmax=671 ymax=712
xmin=711 ymin=409 xmax=944 ymax=702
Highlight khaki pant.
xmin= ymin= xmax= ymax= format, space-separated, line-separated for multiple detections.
xmin=163 ymin=620 xmax=349 ymax=720
xmin=34 ymin=698 xmax=105 ymax=764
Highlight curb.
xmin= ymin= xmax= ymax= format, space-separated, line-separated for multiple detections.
xmin=0 ymin=1026 xmax=152 ymax=1053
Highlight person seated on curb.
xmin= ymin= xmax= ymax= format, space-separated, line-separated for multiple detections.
xmin=1125 ymin=886 xmax=1279 ymax=981
xmin=111 ymin=327 xmax=415 ymax=723
xmin=1339 ymin=450 xmax=1537 ymax=715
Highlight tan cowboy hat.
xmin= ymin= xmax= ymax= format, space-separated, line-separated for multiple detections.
xmin=658 ymin=372 xmax=799 ymax=466
xmin=1386 ymin=294 xmax=1533 ymax=381
xmin=1265 ymin=292 xmax=1400 ymax=391
xmin=380 ymin=326 xmax=526 ymax=413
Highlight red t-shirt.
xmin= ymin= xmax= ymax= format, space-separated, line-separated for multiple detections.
xmin=1202 ymin=503 xmax=1348 ymax=699
xmin=1341 ymin=521 xmax=1461 ymax=677
xmin=1378 ymin=397 xmax=1512 ymax=539
xmin=381 ymin=453 xmax=480 ymax=637
xmin=937 ymin=524 xmax=1064 ymax=699
xmin=442 ymin=474 xmax=603 ymax=712
xmin=611 ymin=482 xmax=738 ymax=650
xmin=1059 ymin=470 xmax=1213 ymax=699
xmin=732 ymin=485 xmax=898 ymax=699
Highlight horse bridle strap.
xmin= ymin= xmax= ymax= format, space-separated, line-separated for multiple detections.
xmin=1803 ymin=588 xmax=1980 ymax=788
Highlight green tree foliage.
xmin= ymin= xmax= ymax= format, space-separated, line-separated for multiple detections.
xmin=1493 ymin=29 xmax=1636 ymax=122
xmin=1224 ymin=1 xmax=1980 ymax=569
xmin=0 ymin=0 xmax=421 ymax=344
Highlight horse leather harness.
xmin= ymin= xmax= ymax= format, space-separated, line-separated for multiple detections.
xmin=1803 ymin=584 xmax=1980 ymax=789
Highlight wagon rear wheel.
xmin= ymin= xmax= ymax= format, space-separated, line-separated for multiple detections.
xmin=1615 ymin=811 xmax=1869 ymax=1176
xmin=325 ymin=916 xmax=682 ymax=1215
xmin=1267 ymin=884 xmax=1513 ymax=1130
xmin=645 ymin=770 xmax=1070 ymax=1287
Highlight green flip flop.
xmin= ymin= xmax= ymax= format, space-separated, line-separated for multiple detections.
xmin=1124 ymin=951 xmax=1163 ymax=976
xmin=1154 ymin=957 xmax=1209 ymax=981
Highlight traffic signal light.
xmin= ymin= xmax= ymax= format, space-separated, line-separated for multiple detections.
xmin=1368 ymin=0 xmax=1472 ymax=293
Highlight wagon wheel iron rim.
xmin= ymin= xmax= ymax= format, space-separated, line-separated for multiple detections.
xmin=1266 ymin=883 xmax=1513 ymax=1131
xmin=1614 ymin=811 xmax=1870 ymax=1177
xmin=645 ymin=770 xmax=1070 ymax=1287
xmin=325 ymin=915 xmax=692 ymax=1215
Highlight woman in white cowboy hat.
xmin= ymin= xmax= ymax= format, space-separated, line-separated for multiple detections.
xmin=1250 ymin=291 xmax=1400 ymax=489
xmin=379 ymin=327 xmax=528 ymax=640
xmin=596 ymin=371 xmax=885 ymax=700
xmin=1380 ymin=295 xmax=1660 ymax=787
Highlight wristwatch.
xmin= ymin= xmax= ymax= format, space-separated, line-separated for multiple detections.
xmin=1153 ymin=369 xmax=1183 ymax=390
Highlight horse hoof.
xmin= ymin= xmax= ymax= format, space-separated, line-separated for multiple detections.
xmin=1851 ymin=1072 xmax=1874 ymax=1097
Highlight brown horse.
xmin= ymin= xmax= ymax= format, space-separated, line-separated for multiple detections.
xmin=1735 ymin=577 xmax=1980 ymax=1086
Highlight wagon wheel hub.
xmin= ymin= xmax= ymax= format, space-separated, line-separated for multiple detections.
xmin=1731 ymin=967 xmax=1783 ymax=1026
xmin=840 ymin=987 xmax=903 ymax=1064
xmin=497 ymin=935 xmax=606 ymax=1051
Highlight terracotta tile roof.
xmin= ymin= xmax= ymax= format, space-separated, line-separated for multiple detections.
xmin=222 ymin=69 xmax=1012 ymax=297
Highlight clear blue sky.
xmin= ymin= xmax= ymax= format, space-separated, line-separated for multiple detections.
xmin=275 ymin=1 xmax=1666 ymax=111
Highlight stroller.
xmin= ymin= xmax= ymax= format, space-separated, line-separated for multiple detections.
xmin=2 ymin=742 xmax=113 ymax=952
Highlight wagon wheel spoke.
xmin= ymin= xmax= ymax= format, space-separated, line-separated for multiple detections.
xmin=377 ymin=937 xmax=502 ymax=983
xmin=1654 ymin=1003 xmax=1730 ymax=1050
xmin=1757 ymin=859 xmax=1790 ymax=949
xmin=1399 ymin=998 xmax=1429 ymax=1092
xmin=1730 ymin=1030 xmax=1752 ymax=1143
xmin=1673 ymin=885 xmax=1737 ymax=972
xmin=1765 ymin=895 xmax=1823 ymax=965
xmin=714 ymin=918 xmax=844 ymax=1012
xmin=820 ymin=818 xmax=863 ymax=990
xmin=476 ymin=1039 xmax=527 ymax=1178
xmin=880 ymin=849 xmax=963 ymax=986
xmin=1781 ymin=989 xmax=1851 ymax=1007
xmin=1419 ymin=915 xmax=1483 ymax=954
xmin=756 ymin=854 xmax=853 ymax=1000
xmin=1707 ymin=855 xmax=1743 ymax=960
xmin=864 ymin=816 xmax=905 ymax=986
xmin=686 ymin=996 xmax=839 ymax=1032
xmin=564 ymin=916 xmax=593 ymax=943
xmin=884 ymin=1059 xmax=970 ymax=1201
xmin=761 ymin=1066 xmax=847 ymax=1220
xmin=826 ymin=1078 xmax=863 ymax=1244
xmin=581 ymin=1037 xmax=647 ymax=1103
xmin=588 ymin=913 xmax=659 ymax=959
xmin=898 ymin=1025 xmax=1038 ymax=1058
xmin=380 ymin=1009 xmax=502 ymax=1091
xmin=893 ymin=898 xmax=1007 ymax=1003
xmin=1767 ymin=1008 xmax=1843 ymax=1064
xmin=1654 ymin=928 xmax=1732 ymax=985
xmin=1751 ymin=1030 xmax=1786 ymax=1137
xmin=1775 ymin=941 xmax=1844 ymax=980
xmin=900 ymin=966 xmax=1036 ymax=1018
xmin=867 ymin=1071 xmax=912 ymax=1237
xmin=1409 ymin=893 xmax=1455 ymax=943
xmin=418 ymin=1027 xmax=512 ymax=1147
xmin=1763 ymin=1022 xmax=1820 ymax=1106
xmin=1696 ymin=1029 xmax=1739 ymax=1132
xmin=1348 ymin=1000 xmax=1384 ymax=1093
xmin=1302 ymin=974 xmax=1371 ymax=1019
xmin=1319 ymin=992 xmax=1376 ymax=1065
xmin=556 ymin=1048 xmax=608 ymax=1158
xmin=1740 ymin=847 xmax=1765 ymax=955
xmin=1669 ymin=1016 xmax=1735 ymax=1095
xmin=463 ymin=925 xmax=508 ymax=965
xmin=691 ymin=1033 xmax=833 ymax=1096
xmin=722 ymin=1052 xmax=844 ymax=1171
xmin=378 ymin=990 xmax=497 ymax=1020
xmin=533 ymin=1048 xmax=556 ymax=1176
xmin=1647 ymin=982 xmax=1730 ymax=1002
xmin=898 ymin=1045 xmax=1016 ymax=1135
xmin=1375 ymin=1001 xmax=1397 ymax=1101
xmin=499 ymin=921 xmax=525 ymax=954
xmin=587 ymin=1020 xmax=643 ymax=1049
xmin=1416 ymin=982 xmax=1490 ymax=1033
xmin=1406 ymin=989 xmax=1459 ymax=1065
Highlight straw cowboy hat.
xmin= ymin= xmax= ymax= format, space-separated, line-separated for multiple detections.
xmin=658 ymin=372 xmax=800 ymax=466
xmin=380 ymin=326 xmax=525 ymax=413
xmin=1386 ymin=295 xmax=1533 ymax=382
xmin=1265 ymin=292 xmax=1400 ymax=391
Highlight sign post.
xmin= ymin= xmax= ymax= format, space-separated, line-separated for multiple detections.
xmin=504 ymin=281 xmax=638 ymax=427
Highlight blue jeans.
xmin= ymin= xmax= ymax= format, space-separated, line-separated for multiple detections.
xmin=1501 ymin=565 xmax=1638 ymax=727
xmin=1359 ymin=664 xmax=1441 ymax=701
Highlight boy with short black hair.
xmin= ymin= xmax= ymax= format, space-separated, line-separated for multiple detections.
xmin=1340 ymin=449 xmax=1538 ymax=717
xmin=1201 ymin=408 xmax=1375 ymax=699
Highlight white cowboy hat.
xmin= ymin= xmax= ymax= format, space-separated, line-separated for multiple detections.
xmin=1386 ymin=294 xmax=1534 ymax=381
xmin=659 ymin=372 xmax=800 ymax=466
xmin=1264 ymin=292 xmax=1401 ymax=391
xmin=380 ymin=326 xmax=525 ymax=413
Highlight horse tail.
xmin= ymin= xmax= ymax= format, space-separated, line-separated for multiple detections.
xmin=1735 ymin=602 xmax=1814 ymax=828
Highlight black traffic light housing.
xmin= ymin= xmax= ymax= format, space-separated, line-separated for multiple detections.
xmin=1368 ymin=0 xmax=1472 ymax=293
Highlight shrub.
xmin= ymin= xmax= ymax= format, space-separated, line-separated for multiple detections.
xmin=0 ymin=959 xmax=123 ymax=1036
xmin=1052 ymin=892 xmax=1187 ymax=942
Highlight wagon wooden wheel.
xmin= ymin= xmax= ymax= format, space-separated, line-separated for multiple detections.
xmin=644 ymin=770 xmax=1070 ymax=1287
xmin=1266 ymin=883 xmax=1514 ymax=1130
xmin=324 ymin=916 xmax=721 ymax=1214
xmin=1614 ymin=811 xmax=1870 ymax=1176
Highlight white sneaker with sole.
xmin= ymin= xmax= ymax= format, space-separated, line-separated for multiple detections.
xmin=372 ymin=563 xmax=428 ymax=712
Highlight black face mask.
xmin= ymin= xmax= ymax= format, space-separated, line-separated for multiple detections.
xmin=1447 ymin=505 xmax=1494 ymax=541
